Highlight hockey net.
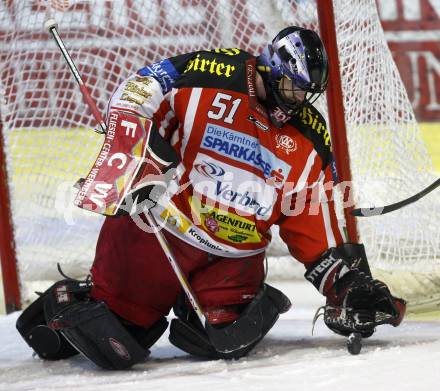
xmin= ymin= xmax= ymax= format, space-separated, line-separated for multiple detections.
xmin=1 ymin=0 xmax=439 ymax=312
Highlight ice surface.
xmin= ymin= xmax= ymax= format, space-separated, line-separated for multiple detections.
xmin=1 ymin=282 xmax=439 ymax=391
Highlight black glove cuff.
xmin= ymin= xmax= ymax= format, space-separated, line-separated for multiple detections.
xmin=304 ymin=246 xmax=347 ymax=294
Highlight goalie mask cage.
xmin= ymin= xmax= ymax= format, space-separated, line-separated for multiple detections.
xmin=1 ymin=0 xmax=439 ymax=313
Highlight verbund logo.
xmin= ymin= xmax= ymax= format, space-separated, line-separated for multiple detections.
xmin=194 ymin=160 xmax=226 ymax=179
xmin=190 ymin=153 xmax=276 ymax=218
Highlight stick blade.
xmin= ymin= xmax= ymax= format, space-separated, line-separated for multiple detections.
xmin=351 ymin=206 xmax=385 ymax=217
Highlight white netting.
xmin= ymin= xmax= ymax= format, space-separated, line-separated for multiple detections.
xmin=268 ymin=0 xmax=440 ymax=310
xmin=1 ymin=0 xmax=439 ymax=308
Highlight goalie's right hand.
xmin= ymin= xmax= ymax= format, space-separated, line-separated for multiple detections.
xmin=305 ymin=243 xmax=406 ymax=338
xmin=74 ymin=110 xmax=180 ymax=216
xmin=117 ymin=169 xmax=175 ymax=216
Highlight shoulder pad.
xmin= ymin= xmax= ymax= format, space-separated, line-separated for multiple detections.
xmin=173 ymin=49 xmax=254 ymax=92
xmin=208 ymin=48 xmax=254 ymax=60
xmin=289 ymin=104 xmax=332 ymax=168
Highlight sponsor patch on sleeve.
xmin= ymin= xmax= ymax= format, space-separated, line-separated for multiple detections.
xmin=137 ymin=59 xmax=179 ymax=93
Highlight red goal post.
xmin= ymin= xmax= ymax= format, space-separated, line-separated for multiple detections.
xmin=317 ymin=0 xmax=359 ymax=244
xmin=0 ymin=121 xmax=21 ymax=312
xmin=1 ymin=0 xmax=439 ymax=314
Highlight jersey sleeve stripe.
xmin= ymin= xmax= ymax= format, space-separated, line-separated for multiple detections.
xmin=285 ymin=149 xmax=317 ymax=196
xmin=158 ymin=109 xmax=176 ymax=137
xmin=169 ymin=88 xmax=177 ymax=112
xmin=181 ymin=88 xmax=202 ymax=158
xmin=320 ymin=188 xmax=337 ymax=248
xmin=331 ymin=187 xmax=346 ymax=241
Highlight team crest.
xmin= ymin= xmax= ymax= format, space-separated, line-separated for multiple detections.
xmin=166 ymin=216 xmax=177 ymax=226
xmin=203 ymin=213 xmax=220 ymax=233
xmin=275 ymin=134 xmax=297 ymax=155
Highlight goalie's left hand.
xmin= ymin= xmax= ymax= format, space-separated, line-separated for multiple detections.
xmin=322 ymin=269 xmax=406 ymax=338
xmin=306 ymin=243 xmax=406 ymax=338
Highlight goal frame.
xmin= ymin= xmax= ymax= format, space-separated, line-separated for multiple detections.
xmin=0 ymin=0 xmax=359 ymax=313
xmin=0 ymin=121 xmax=21 ymax=313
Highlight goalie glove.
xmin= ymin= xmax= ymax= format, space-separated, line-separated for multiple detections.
xmin=305 ymin=243 xmax=406 ymax=338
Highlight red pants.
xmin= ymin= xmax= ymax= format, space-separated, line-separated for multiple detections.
xmin=90 ymin=215 xmax=265 ymax=328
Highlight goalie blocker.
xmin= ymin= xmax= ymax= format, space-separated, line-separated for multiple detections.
xmin=74 ymin=110 xmax=180 ymax=217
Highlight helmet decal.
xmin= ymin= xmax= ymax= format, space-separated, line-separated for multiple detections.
xmin=273 ymin=33 xmax=311 ymax=87
xmin=258 ymin=26 xmax=329 ymax=116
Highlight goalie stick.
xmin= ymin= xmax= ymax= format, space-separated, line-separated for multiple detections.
xmin=351 ymin=178 xmax=440 ymax=217
xmin=45 ymin=18 xmax=261 ymax=354
xmin=45 ymin=20 xmax=106 ymax=134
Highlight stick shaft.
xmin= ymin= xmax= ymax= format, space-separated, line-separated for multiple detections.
xmin=145 ymin=213 xmax=207 ymax=324
xmin=47 ymin=24 xmax=107 ymax=133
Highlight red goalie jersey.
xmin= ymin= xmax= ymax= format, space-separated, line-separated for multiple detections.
xmin=107 ymin=48 xmax=344 ymax=265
